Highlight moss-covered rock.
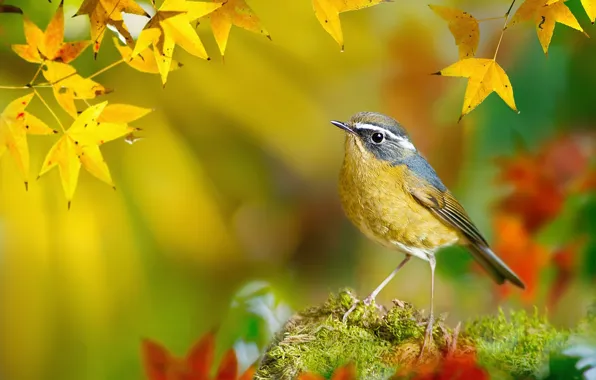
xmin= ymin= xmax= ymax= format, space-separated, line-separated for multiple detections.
xmin=255 ymin=290 xmax=571 ymax=379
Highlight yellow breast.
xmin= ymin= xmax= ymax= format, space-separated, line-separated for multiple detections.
xmin=338 ymin=136 xmax=459 ymax=251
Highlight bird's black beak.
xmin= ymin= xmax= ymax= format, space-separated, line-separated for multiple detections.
xmin=330 ymin=120 xmax=355 ymax=134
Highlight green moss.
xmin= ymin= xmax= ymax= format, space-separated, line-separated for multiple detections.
xmin=255 ymin=293 xmax=594 ymax=379
xmin=255 ymin=290 xmax=470 ymax=379
xmin=464 ymin=309 xmax=569 ymax=379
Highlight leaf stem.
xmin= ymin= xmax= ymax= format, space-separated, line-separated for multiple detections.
xmin=493 ymin=0 xmax=517 ymax=61
xmin=28 ymin=63 xmax=44 ymax=86
xmin=34 ymin=88 xmax=65 ymax=133
xmin=477 ymin=16 xmax=507 ymax=22
xmin=88 ymin=58 xmax=124 ymax=80
xmin=0 ymin=85 xmax=30 ymax=89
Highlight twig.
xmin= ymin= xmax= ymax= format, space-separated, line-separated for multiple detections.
xmin=494 ymin=0 xmax=517 ymax=61
xmin=33 ymin=88 xmax=65 ymax=132
xmin=88 ymin=58 xmax=124 ymax=80
xmin=477 ymin=16 xmax=507 ymax=22
xmin=27 ymin=63 xmax=44 ymax=86
xmin=0 ymin=85 xmax=30 ymax=89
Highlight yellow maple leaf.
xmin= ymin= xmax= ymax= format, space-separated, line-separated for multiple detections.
xmin=0 ymin=93 xmax=57 ymax=187
xmin=511 ymin=0 xmax=585 ymax=54
xmin=547 ymin=0 xmax=596 ymax=23
xmin=313 ymin=0 xmax=390 ymax=50
xmin=113 ymin=37 xmax=183 ymax=75
xmin=38 ymin=101 xmax=150 ymax=207
xmin=74 ymin=0 xmax=149 ymax=57
xmin=434 ymin=58 xmax=518 ymax=120
xmin=132 ymin=0 xmax=222 ymax=85
xmin=429 ymin=5 xmax=479 ymax=59
xmin=11 ymin=0 xmax=90 ymax=64
xmin=41 ymin=61 xmax=111 ymax=118
xmin=207 ymin=0 xmax=271 ymax=56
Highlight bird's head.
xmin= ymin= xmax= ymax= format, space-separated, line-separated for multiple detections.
xmin=331 ymin=112 xmax=417 ymax=163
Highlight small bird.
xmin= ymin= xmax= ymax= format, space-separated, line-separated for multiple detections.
xmin=331 ymin=112 xmax=525 ymax=352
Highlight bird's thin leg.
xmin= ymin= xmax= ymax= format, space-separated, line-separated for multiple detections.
xmin=420 ymin=254 xmax=436 ymax=356
xmin=342 ymin=255 xmax=411 ymax=323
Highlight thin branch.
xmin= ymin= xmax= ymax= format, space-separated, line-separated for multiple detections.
xmin=28 ymin=63 xmax=44 ymax=86
xmin=477 ymin=16 xmax=507 ymax=22
xmin=494 ymin=0 xmax=517 ymax=60
xmin=0 ymin=85 xmax=30 ymax=89
xmin=88 ymin=58 xmax=124 ymax=80
xmin=33 ymin=88 xmax=65 ymax=133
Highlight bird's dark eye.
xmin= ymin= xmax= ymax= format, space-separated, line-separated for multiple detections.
xmin=371 ymin=132 xmax=384 ymax=144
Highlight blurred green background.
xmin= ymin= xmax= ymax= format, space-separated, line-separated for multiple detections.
xmin=0 ymin=0 xmax=595 ymax=379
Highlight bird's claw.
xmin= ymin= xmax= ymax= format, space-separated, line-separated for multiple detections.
xmin=418 ymin=315 xmax=435 ymax=360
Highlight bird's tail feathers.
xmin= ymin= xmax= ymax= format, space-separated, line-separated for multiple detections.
xmin=467 ymin=244 xmax=525 ymax=289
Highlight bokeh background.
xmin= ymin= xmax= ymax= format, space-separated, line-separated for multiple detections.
xmin=1 ymin=0 xmax=595 ymax=379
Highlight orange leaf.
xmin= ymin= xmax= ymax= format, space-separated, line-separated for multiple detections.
xmin=410 ymin=353 xmax=488 ymax=380
xmin=331 ymin=363 xmax=357 ymax=380
xmin=142 ymin=339 xmax=172 ymax=380
xmin=187 ymin=331 xmax=216 ymax=378
xmin=215 ymin=350 xmax=238 ymax=380
xmin=140 ymin=331 xmax=251 ymax=380
xmin=11 ymin=0 xmax=90 ymax=63
xmin=492 ymin=213 xmax=549 ymax=302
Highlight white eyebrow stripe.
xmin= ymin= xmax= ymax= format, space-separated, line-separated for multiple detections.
xmin=354 ymin=123 xmax=399 ymax=139
xmin=354 ymin=122 xmax=416 ymax=151
xmin=397 ymin=138 xmax=416 ymax=151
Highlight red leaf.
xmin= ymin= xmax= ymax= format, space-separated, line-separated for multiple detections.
xmin=410 ymin=353 xmax=489 ymax=380
xmin=142 ymin=339 xmax=172 ymax=380
xmin=331 ymin=363 xmax=357 ymax=380
xmin=215 ymin=350 xmax=238 ymax=380
xmin=186 ymin=332 xmax=216 ymax=380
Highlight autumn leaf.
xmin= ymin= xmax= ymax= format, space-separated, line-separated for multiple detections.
xmin=429 ymin=5 xmax=479 ymax=59
xmin=41 ymin=61 xmax=111 ymax=118
xmin=434 ymin=58 xmax=517 ymax=120
xmin=548 ymin=242 xmax=584 ymax=309
xmin=11 ymin=0 xmax=90 ymax=64
xmin=0 ymin=0 xmax=21 ymax=14
xmin=132 ymin=0 xmax=222 ymax=85
xmin=313 ymin=0 xmax=390 ymax=50
xmin=74 ymin=0 xmax=149 ymax=57
xmin=0 ymin=93 xmax=57 ymax=187
xmin=298 ymin=363 xmax=357 ymax=380
xmin=142 ymin=331 xmax=255 ymax=380
xmin=113 ymin=37 xmax=183 ymax=75
xmin=492 ymin=213 xmax=549 ymax=303
xmin=37 ymin=101 xmax=148 ymax=207
xmin=511 ymin=0 xmax=585 ymax=55
xmin=407 ymin=353 xmax=489 ymax=380
xmin=579 ymin=0 xmax=596 ymax=23
xmin=495 ymin=132 xmax=595 ymax=232
xmin=207 ymin=0 xmax=271 ymax=56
